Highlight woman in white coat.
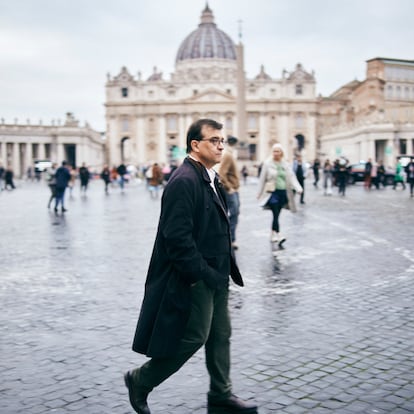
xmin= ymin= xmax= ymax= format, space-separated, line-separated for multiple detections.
xmin=257 ymin=143 xmax=303 ymax=247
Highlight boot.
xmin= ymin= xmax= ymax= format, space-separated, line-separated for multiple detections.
xmin=271 ymin=231 xmax=278 ymax=242
xmin=124 ymin=371 xmax=151 ymax=414
xmin=278 ymin=234 xmax=286 ymax=247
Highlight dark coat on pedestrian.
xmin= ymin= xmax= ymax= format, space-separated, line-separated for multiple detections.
xmin=55 ymin=165 xmax=71 ymax=189
xmin=100 ymin=167 xmax=111 ymax=183
xmin=132 ymin=157 xmax=243 ymax=358
xmin=79 ymin=166 xmax=90 ymax=185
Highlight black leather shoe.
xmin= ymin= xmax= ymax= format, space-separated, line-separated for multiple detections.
xmin=208 ymin=394 xmax=258 ymax=413
xmin=124 ymin=371 xmax=151 ymax=414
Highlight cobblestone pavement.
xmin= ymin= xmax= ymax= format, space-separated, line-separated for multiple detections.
xmin=1 ymin=177 xmax=414 ymax=414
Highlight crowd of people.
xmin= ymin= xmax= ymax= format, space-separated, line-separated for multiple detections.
xmin=1 ymin=118 xmax=413 ymax=414
xmin=39 ymin=160 xmax=184 ymax=213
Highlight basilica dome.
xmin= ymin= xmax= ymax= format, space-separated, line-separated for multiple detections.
xmin=175 ymin=5 xmax=237 ymax=63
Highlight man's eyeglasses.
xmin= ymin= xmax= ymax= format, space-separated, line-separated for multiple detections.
xmin=199 ymin=138 xmax=226 ymax=146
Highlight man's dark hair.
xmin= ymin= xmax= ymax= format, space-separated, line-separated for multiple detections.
xmin=186 ymin=118 xmax=223 ymax=153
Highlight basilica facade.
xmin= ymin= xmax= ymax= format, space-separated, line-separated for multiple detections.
xmin=105 ymin=5 xmax=319 ymax=168
xmin=105 ymin=5 xmax=414 ymax=169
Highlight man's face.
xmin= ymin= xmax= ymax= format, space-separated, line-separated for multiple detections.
xmin=192 ymin=125 xmax=224 ymax=168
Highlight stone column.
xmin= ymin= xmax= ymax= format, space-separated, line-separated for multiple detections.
xmin=76 ymin=143 xmax=84 ymax=168
xmin=368 ymin=137 xmax=376 ymax=159
xmin=12 ymin=143 xmax=20 ymax=177
xmin=108 ymin=116 xmax=120 ymax=167
xmin=25 ymin=142 xmax=33 ymax=171
xmin=274 ymin=111 xmax=289 ymax=162
xmin=57 ymin=143 xmax=65 ymax=164
xmin=50 ymin=135 xmax=58 ymax=163
xmin=38 ymin=142 xmax=46 ymax=160
xmin=306 ymin=112 xmax=317 ymax=163
xmin=384 ymin=139 xmax=394 ymax=168
xmin=136 ymin=115 xmax=146 ymax=165
xmin=0 ymin=142 xmax=5 ymax=166
xmin=179 ymin=114 xmax=187 ymax=150
xmin=158 ymin=115 xmax=167 ymax=164
xmin=407 ymin=138 xmax=413 ymax=155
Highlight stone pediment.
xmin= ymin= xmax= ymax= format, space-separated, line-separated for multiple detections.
xmin=287 ymin=63 xmax=315 ymax=82
xmin=187 ymin=89 xmax=234 ymax=103
xmin=113 ymin=66 xmax=134 ymax=83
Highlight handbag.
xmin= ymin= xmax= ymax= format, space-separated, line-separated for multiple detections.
xmin=264 ymin=181 xmax=275 ymax=193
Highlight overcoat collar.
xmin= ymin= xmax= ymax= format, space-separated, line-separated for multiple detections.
xmin=185 ymin=157 xmax=229 ymax=220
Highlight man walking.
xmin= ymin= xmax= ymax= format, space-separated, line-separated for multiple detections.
xmin=125 ymin=119 xmax=258 ymax=414
xmin=117 ymin=163 xmax=127 ymax=191
xmin=54 ymin=161 xmax=71 ymax=213
xmin=218 ymin=135 xmax=240 ymax=250
xmin=78 ymin=162 xmax=90 ymax=194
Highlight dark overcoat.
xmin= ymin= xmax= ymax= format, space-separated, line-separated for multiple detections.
xmin=55 ymin=166 xmax=71 ymax=189
xmin=132 ymin=157 xmax=243 ymax=358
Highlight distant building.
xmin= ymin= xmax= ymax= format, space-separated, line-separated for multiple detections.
xmin=0 ymin=112 xmax=104 ymax=177
xmin=105 ymin=6 xmax=414 ymax=169
xmin=319 ymin=58 xmax=414 ymax=165
xmin=105 ymin=5 xmax=318 ymax=167
xmin=3 ymin=8 xmax=413 ymax=175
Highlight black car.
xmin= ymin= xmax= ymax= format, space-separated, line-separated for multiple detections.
xmin=348 ymin=162 xmax=395 ymax=186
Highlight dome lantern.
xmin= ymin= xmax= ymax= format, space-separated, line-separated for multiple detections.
xmin=175 ymin=5 xmax=236 ymax=64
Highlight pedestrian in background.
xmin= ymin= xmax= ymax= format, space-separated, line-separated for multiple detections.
xmin=312 ymin=158 xmax=321 ymax=188
xmin=148 ymin=162 xmax=163 ymax=199
xmin=241 ymin=165 xmax=248 ymax=185
xmin=46 ymin=163 xmax=57 ymax=209
xmin=79 ymin=162 xmax=90 ymax=194
xmin=370 ymin=161 xmax=379 ymax=190
xmin=257 ymin=143 xmax=302 ymax=247
xmin=364 ymin=158 xmax=372 ymax=190
xmin=377 ymin=160 xmax=386 ymax=187
xmin=405 ymin=158 xmax=414 ymax=197
xmin=54 ymin=161 xmax=71 ymax=213
xmin=0 ymin=163 xmax=4 ymax=191
xmin=100 ymin=165 xmax=111 ymax=194
xmin=110 ymin=165 xmax=118 ymax=186
xmin=124 ymin=118 xmax=258 ymax=414
xmin=323 ymin=159 xmax=334 ymax=195
xmin=293 ymin=154 xmax=307 ymax=204
xmin=117 ymin=163 xmax=127 ymax=192
xmin=337 ymin=158 xmax=349 ymax=196
xmin=26 ymin=165 xmax=33 ymax=181
xmin=393 ymin=160 xmax=406 ymax=190
xmin=4 ymin=166 xmax=16 ymax=190
xmin=218 ymin=136 xmax=240 ymax=250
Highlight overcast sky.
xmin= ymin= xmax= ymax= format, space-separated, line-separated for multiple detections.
xmin=0 ymin=0 xmax=412 ymax=131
